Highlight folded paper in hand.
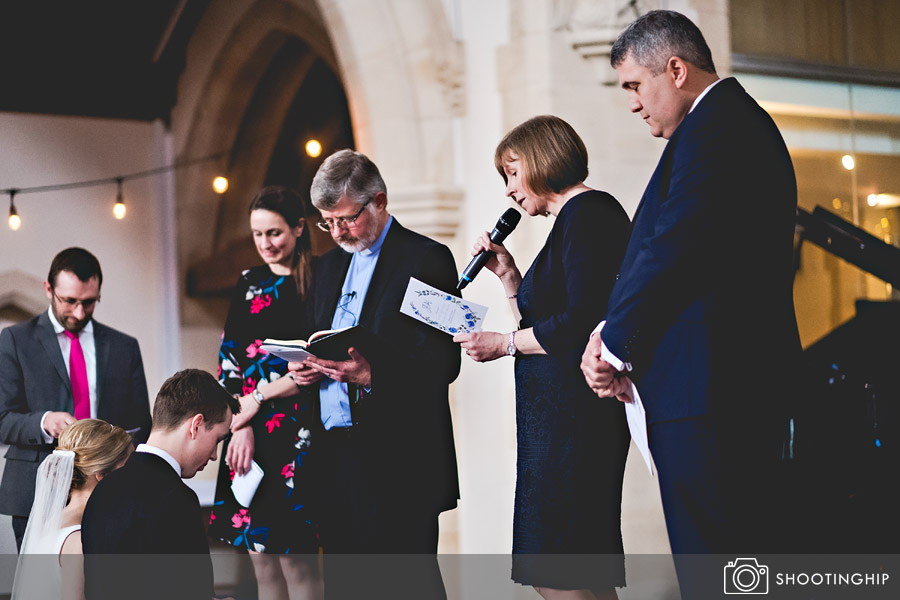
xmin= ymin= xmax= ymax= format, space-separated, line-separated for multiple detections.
xmin=400 ymin=277 xmax=488 ymax=335
xmin=231 ymin=459 xmax=264 ymax=508
xmin=621 ymin=384 xmax=654 ymax=475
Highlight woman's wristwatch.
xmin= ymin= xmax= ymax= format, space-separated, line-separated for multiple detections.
xmin=507 ymin=331 xmax=517 ymax=357
xmin=252 ymin=389 xmax=265 ymax=405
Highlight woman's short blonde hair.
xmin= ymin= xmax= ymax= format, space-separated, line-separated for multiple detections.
xmin=494 ymin=115 xmax=589 ymax=197
xmin=57 ymin=419 xmax=133 ymax=491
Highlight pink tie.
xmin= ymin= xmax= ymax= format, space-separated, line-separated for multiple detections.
xmin=64 ymin=331 xmax=90 ymax=420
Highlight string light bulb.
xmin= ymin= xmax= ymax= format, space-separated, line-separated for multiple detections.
xmin=113 ymin=178 xmax=126 ymax=220
xmin=305 ymin=139 xmax=322 ymax=158
xmin=213 ymin=176 xmax=229 ymax=194
xmin=8 ymin=190 xmax=21 ymax=231
xmin=841 ymin=154 xmax=856 ymax=170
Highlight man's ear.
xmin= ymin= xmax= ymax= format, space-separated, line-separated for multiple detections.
xmin=668 ymin=56 xmax=688 ymax=89
xmin=44 ymin=280 xmax=53 ymax=301
xmin=372 ymin=191 xmax=388 ymax=210
xmin=188 ymin=414 xmax=205 ymax=440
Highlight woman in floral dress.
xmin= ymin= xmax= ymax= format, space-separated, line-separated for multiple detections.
xmin=208 ymin=186 xmax=321 ymax=600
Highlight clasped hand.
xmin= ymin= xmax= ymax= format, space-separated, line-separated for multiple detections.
xmin=289 ymin=347 xmax=372 ymax=387
xmin=580 ymin=332 xmax=632 ymax=401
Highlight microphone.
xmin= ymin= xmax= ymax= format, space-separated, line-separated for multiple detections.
xmin=457 ymin=208 xmax=522 ymax=290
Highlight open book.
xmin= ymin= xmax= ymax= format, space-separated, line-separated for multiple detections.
xmin=261 ymin=325 xmax=375 ymax=362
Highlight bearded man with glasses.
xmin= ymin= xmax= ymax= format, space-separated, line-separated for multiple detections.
xmin=289 ymin=149 xmax=461 ymax=598
xmin=0 ymin=247 xmax=151 ymax=550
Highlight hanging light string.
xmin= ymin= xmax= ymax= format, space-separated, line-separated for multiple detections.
xmin=1 ymin=151 xmax=225 ymax=199
xmin=4 ymin=151 xmax=228 ymax=229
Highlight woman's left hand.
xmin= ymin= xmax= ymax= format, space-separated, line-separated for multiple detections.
xmin=226 ymin=427 xmax=255 ymax=476
xmin=453 ymin=331 xmax=507 ymax=363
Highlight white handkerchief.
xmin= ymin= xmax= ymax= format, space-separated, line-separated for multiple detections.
xmin=400 ymin=277 xmax=488 ymax=335
xmin=231 ymin=460 xmax=264 ymax=508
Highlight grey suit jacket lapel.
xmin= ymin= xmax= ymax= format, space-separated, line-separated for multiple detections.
xmin=36 ymin=311 xmax=71 ymax=394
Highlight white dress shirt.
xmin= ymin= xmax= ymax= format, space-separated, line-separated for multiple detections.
xmin=135 ymin=443 xmax=182 ymax=477
xmin=40 ymin=307 xmax=98 ymax=441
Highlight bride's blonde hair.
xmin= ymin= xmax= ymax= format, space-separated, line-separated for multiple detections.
xmin=56 ymin=419 xmax=133 ymax=491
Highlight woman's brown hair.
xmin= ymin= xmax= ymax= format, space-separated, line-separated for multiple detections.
xmin=494 ymin=115 xmax=589 ymax=197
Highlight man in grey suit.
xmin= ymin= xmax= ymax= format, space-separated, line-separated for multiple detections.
xmin=0 ymin=247 xmax=152 ymax=549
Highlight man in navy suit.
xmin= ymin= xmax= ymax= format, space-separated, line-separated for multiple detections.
xmin=581 ymin=9 xmax=801 ymax=561
xmin=0 ymin=247 xmax=152 ymax=549
xmin=82 ymin=369 xmax=239 ymax=600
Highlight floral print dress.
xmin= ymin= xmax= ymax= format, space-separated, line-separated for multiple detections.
xmin=208 ymin=265 xmax=319 ymax=553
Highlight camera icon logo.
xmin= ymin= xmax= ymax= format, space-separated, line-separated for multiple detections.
xmin=724 ymin=557 xmax=769 ymax=594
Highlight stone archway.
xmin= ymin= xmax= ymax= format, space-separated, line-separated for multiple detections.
xmin=172 ymin=0 xmax=465 ymax=328
xmin=316 ymin=0 xmax=466 ymax=237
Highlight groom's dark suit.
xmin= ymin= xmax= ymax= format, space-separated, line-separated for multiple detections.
xmin=602 ymin=78 xmax=801 ymax=553
xmin=81 ymin=451 xmax=214 ymax=600
xmin=0 ymin=312 xmax=151 ymax=519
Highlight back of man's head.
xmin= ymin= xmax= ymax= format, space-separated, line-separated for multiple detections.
xmin=152 ymin=369 xmax=240 ymax=432
xmin=610 ymin=9 xmax=716 ymax=75
xmin=48 ymin=247 xmax=103 ymax=288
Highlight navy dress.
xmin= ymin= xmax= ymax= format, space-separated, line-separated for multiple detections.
xmin=208 ymin=265 xmax=319 ymax=553
xmin=511 ymin=191 xmax=632 ymax=591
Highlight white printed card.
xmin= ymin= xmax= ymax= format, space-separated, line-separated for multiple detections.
xmin=400 ymin=277 xmax=488 ymax=335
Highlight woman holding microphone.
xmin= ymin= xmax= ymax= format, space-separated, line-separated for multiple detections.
xmin=454 ymin=115 xmax=631 ymax=599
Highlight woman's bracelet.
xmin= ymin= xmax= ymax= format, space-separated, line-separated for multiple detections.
xmin=506 ymin=293 xmax=518 ymax=299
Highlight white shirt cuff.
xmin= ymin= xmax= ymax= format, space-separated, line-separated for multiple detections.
xmin=592 ymin=321 xmax=632 ymax=372
xmin=39 ymin=411 xmax=55 ymax=443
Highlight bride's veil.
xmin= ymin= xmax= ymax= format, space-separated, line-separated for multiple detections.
xmin=11 ymin=449 xmax=75 ymax=598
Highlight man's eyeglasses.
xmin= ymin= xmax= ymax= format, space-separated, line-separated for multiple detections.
xmin=52 ymin=290 xmax=100 ymax=310
xmin=316 ymin=198 xmax=372 ymax=232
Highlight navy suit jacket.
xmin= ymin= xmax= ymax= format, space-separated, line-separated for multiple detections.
xmin=603 ymin=77 xmax=802 ymax=430
xmin=0 ymin=311 xmax=152 ymax=516
xmin=82 ymin=452 xmax=214 ymax=600
xmin=308 ymin=218 xmax=461 ymax=514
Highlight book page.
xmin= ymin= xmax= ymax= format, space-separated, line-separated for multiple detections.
xmin=259 ymin=343 xmax=314 ymax=362
xmin=400 ymin=277 xmax=488 ymax=335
